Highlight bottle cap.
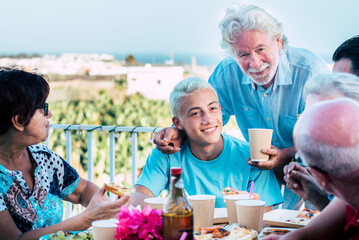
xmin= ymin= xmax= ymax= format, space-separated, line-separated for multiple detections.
xmin=170 ymin=167 xmax=182 ymax=175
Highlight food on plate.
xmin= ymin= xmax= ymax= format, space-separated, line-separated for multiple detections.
xmin=195 ymin=234 xmax=213 ymax=240
xmin=103 ymin=183 xmax=135 ymax=197
xmin=48 ymin=230 xmax=94 ymax=240
xmin=262 ymin=228 xmax=291 ymax=236
xmin=221 ymin=187 xmax=247 ymax=196
xmin=286 ymin=208 xmax=320 ymax=224
xmin=227 ymin=227 xmax=258 ymax=240
xmin=200 ymin=226 xmax=230 ymax=238
xmin=221 ymin=187 xmax=260 ymax=200
xmin=195 ymin=226 xmax=258 ymax=240
xmin=296 ymin=208 xmax=320 ymax=218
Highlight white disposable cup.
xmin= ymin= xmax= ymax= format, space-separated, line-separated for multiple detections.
xmin=224 ymin=194 xmax=254 ymax=225
xmin=248 ymin=128 xmax=273 ymax=161
xmin=188 ymin=195 xmax=216 ymax=232
xmin=144 ymin=197 xmax=167 ymax=210
xmin=236 ymin=200 xmax=265 ymax=232
xmin=92 ymin=218 xmax=118 ymax=240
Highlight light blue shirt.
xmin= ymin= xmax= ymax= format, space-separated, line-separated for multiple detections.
xmin=136 ymin=134 xmax=283 ymax=208
xmin=208 ymin=46 xmax=330 ymax=149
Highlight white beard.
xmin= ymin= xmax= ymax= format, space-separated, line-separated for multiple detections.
xmin=248 ymin=62 xmax=278 ymax=86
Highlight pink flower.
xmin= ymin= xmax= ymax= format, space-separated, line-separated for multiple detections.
xmin=142 ymin=206 xmax=162 ymax=227
xmin=115 ymin=205 xmax=163 ymax=240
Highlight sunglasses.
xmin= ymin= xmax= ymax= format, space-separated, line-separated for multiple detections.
xmin=295 ymin=152 xmax=328 ymax=175
xmin=36 ymin=102 xmax=49 ymax=116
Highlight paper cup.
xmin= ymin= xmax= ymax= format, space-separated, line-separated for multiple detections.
xmin=92 ymin=218 xmax=118 ymax=240
xmin=248 ymin=128 xmax=273 ymax=161
xmin=236 ymin=200 xmax=265 ymax=232
xmin=224 ymin=194 xmax=254 ymax=225
xmin=188 ymin=195 xmax=216 ymax=232
xmin=144 ymin=197 xmax=167 ymax=210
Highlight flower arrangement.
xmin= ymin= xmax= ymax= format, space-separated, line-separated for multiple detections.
xmin=115 ymin=205 xmax=163 ymax=240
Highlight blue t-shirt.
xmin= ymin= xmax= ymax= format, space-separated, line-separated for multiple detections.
xmin=136 ymin=134 xmax=283 ymax=208
xmin=0 ymin=144 xmax=79 ymax=232
xmin=208 ymin=46 xmax=330 ymax=149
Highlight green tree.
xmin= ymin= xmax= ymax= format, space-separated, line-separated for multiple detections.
xmin=50 ymin=90 xmax=172 ymax=183
xmin=125 ymin=54 xmax=137 ymax=66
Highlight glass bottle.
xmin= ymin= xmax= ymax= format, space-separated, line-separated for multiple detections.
xmin=162 ymin=167 xmax=193 ymax=240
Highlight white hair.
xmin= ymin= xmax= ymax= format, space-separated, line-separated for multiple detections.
xmin=219 ymin=4 xmax=288 ymax=56
xmin=304 ymin=72 xmax=359 ymax=102
xmin=169 ymin=76 xmax=217 ymax=119
xmin=296 ymin=136 xmax=359 ymax=178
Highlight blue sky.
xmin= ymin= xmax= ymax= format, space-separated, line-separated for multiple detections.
xmin=1 ymin=0 xmax=358 ymax=62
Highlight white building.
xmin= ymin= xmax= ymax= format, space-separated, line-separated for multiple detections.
xmin=127 ymin=64 xmax=184 ymax=100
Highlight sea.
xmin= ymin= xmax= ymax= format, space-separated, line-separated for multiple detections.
xmin=113 ymin=52 xmax=225 ymax=67
xmin=0 ymin=51 xmax=331 ymax=68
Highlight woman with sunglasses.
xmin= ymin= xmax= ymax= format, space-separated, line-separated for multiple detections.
xmin=0 ymin=67 xmax=130 ymax=240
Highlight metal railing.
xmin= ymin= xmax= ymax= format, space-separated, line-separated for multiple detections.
xmin=46 ymin=124 xmax=162 ymax=217
xmin=46 ymin=124 xmax=162 ymax=184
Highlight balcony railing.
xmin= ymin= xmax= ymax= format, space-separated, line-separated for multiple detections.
xmin=46 ymin=123 xmax=163 ymax=218
xmin=47 ymin=124 xmax=163 ymax=184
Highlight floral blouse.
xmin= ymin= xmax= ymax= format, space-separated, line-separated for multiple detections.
xmin=0 ymin=144 xmax=79 ymax=232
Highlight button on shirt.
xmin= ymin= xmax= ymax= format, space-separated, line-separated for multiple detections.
xmin=208 ymin=46 xmax=329 ymax=149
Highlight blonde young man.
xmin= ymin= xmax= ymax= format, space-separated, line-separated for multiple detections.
xmin=131 ymin=77 xmax=283 ymax=210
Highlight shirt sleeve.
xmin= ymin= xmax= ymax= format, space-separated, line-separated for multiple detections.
xmin=50 ymin=151 xmax=80 ymax=199
xmin=248 ymin=167 xmax=283 ymax=207
xmin=135 ymin=148 xmax=171 ymax=197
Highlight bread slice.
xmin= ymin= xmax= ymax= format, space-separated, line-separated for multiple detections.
xmin=103 ymin=183 xmax=135 ymax=197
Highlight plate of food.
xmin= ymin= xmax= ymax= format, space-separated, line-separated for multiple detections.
xmin=258 ymin=227 xmax=295 ymax=239
xmin=263 ymin=208 xmax=320 ymax=228
xmin=194 ymin=224 xmax=258 ymax=240
xmin=221 ymin=187 xmax=260 ymax=200
xmin=39 ymin=230 xmax=94 ymax=240
xmin=221 ymin=187 xmax=248 ymax=195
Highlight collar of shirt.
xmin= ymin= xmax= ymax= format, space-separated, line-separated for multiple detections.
xmin=241 ymin=49 xmax=293 ymax=91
